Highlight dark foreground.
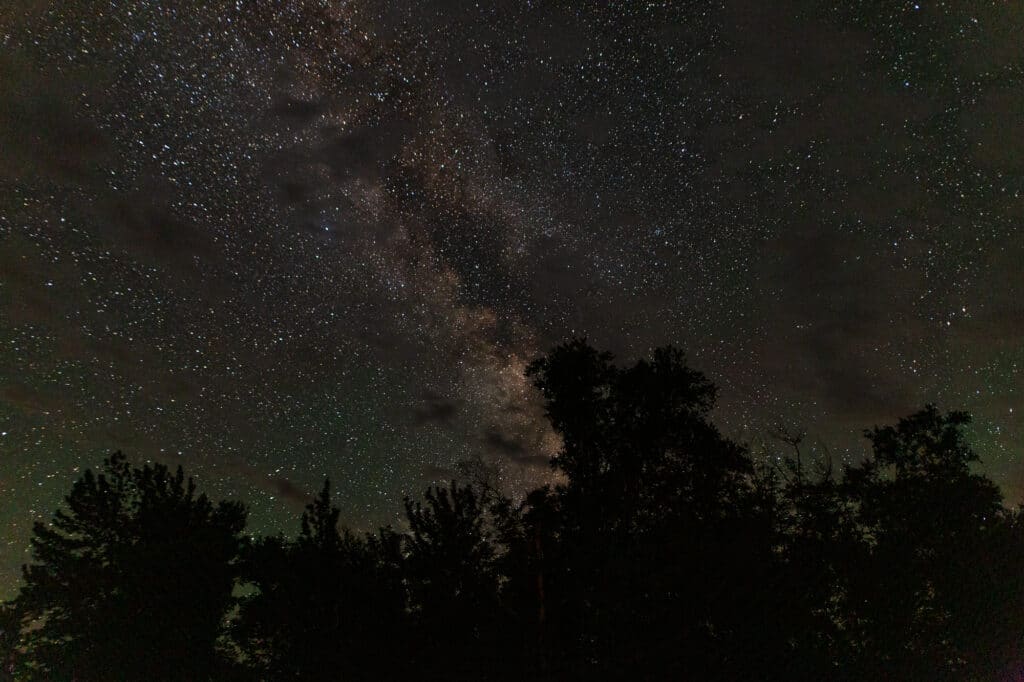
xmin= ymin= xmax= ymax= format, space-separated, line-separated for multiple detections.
xmin=3 ymin=340 xmax=1023 ymax=681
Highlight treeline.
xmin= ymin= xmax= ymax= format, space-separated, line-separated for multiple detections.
xmin=3 ymin=339 xmax=1024 ymax=681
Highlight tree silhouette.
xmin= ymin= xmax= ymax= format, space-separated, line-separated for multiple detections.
xmin=8 ymin=346 xmax=1024 ymax=680
xmin=521 ymin=339 xmax=776 ymax=679
xmin=526 ymin=340 xmax=751 ymax=528
xmin=14 ymin=452 xmax=247 ymax=681
xmin=234 ymin=479 xmax=406 ymax=681
xmin=403 ymin=481 xmax=502 ymax=679
xmin=840 ymin=406 xmax=1019 ymax=679
xmin=763 ymin=440 xmax=865 ymax=679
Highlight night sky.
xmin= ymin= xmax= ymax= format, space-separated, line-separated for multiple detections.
xmin=2 ymin=1 xmax=1023 ymax=596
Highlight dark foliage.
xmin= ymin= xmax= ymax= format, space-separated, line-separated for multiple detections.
xmin=9 ymin=453 xmax=247 ymax=681
xmin=234 ymin=480 xmax=406 ymax=681
xmin=5 ymin=340 xmax=1024 ymax=680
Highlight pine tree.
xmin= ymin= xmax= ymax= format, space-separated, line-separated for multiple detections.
xmin=235 ymin=479 xmax=407 ymax=681
xmin=15 ymin=452 xmax=247 ymax=681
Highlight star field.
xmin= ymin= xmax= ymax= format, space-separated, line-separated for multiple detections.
xmin=1 ymin=1 xmax=1023 ymax=596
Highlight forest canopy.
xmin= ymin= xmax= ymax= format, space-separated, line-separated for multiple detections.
xmin=2 ymin=340 xmax=1022 ymax=681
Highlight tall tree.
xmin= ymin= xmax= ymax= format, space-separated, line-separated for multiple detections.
xmin=526 ymin=340 xmax=751 ymax=527
xmin=403 ymin=481 xmax=502 ymax=678
xmin=14 ymin=452 xmax=247 ymax=681
xmin=522 ymin=339 xmax=772 ymax=679
xmin=841 ymin=406 xmax=1017 ymax=679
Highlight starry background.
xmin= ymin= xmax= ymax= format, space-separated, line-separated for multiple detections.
xmin=1 ymin=1 xmax=1022 ymax=596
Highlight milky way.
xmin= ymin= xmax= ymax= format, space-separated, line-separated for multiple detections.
xmin=2 ymin=1 xmax=1023 ymax=595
